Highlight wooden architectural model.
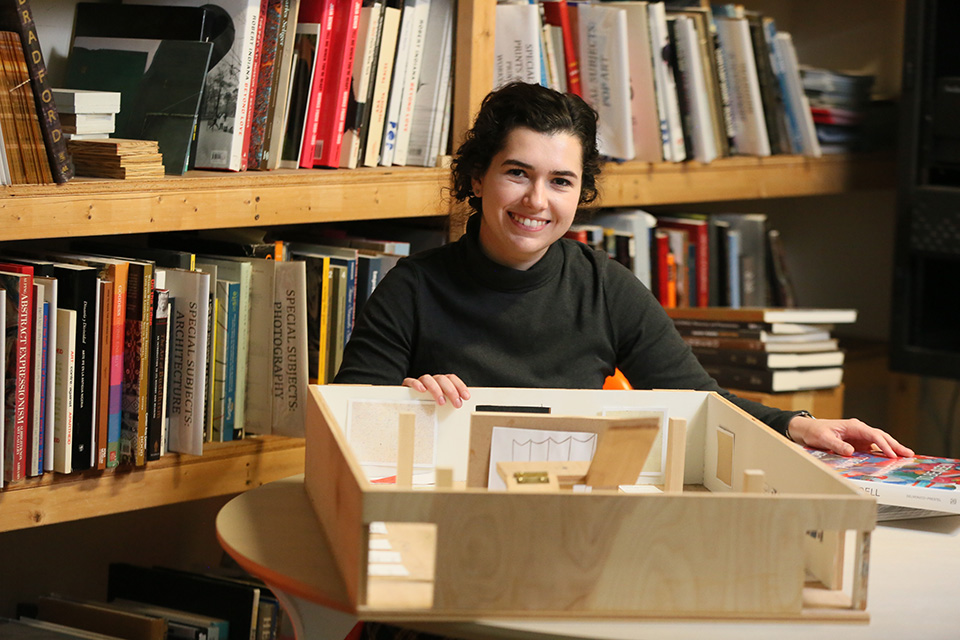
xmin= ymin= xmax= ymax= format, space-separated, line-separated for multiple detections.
xmin=305 ymin=385 xmax=876 ymax=623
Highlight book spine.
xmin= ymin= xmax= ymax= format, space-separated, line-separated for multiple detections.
xmin=541 ymin=0 xmax=582 ymax=96
xmin=136 ymin=265 xmax=154 ymax=464
xmin=299 ymin=2 xmax=337 ymax=168
xmin=380 ymin=0 xmax=418 ymax=166
xmin=390 ymin=0 xmax=428 ymax=166
xmin=243 ymin=0 xmax=271 ymax=170
xmin=263 ymin=0 xmax=297 ymax=170
xmin=53 ymin=308 xmax=76 ymax=474
xmin=146 ymin=289 xmax=169 ymax=461
xmin=27 ymin=287 xmax=41 ymax=476
xmin=272 ymin=261 xmax=307 ymax=436
xmin=352 ymin=1 xmax=387 ymax=168
xmin=1 ymin=1 xmax=73 ymax=183
xmin=35 ymin=299 xmax=49 ymax=475
xmin=314 ymin=0 xmax=363 ymax=167
xmin=223 ymin=282 xmax=241 ymax=440
xmin=11 ymin=276 xmax=32 ymax=482
xmin=362 ymin=3 xmax=401 ymax=167
xmin=249 ymin=0 xmax=284 ymax=169
xmin=97 ymin=279 xmax=112 ymax=470
xmin=168 ymin=284 xmax=207 ymax=455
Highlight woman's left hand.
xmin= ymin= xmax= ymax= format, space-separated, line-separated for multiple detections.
xmin=787 ymin=415 xmax=914 ymax=458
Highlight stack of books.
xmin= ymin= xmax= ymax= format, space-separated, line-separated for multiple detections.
xmin=667 ymin=307 xmax=856 ymax=393
xmin=52 ymin=88 xmax=121 ymax=141
xmin=66 ymin=138 xmax=164 ymax=180
xmin=800 ymin=66 xmax=875 ymax=154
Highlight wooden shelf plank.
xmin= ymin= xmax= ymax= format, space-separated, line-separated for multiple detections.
xmin=597 ymin=153 xmax=896 ymax=207
xmin=0 ymin=167 xmax=453 ymax=241
xmin=0 ymin=436 xmax=305 ymax=533
xmin=0 ymin=154 xmax=894 ymax=242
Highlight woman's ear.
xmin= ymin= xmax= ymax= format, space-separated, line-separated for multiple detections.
xmin=471 ymin=176 xmax=482 ymax=197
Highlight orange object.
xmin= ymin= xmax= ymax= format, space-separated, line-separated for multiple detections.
xmin=603 ymin=368 xmax=633 ymax=390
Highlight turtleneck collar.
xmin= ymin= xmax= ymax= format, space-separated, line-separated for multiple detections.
xmin=456 ymin=214 xmax=563 ymax=293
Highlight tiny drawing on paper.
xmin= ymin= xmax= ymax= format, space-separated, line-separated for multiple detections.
xmin=487 ymin=426 xmax=598 ymax=490
xmin=346 ymin=400 xmax=438 ymax=470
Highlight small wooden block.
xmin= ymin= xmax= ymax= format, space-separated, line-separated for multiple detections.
xmin=434 ymin=467 xmax=454 ymax=489
xmin=663 ymin=417 xmax=687 ymax=493
xmin=742 ymin=469 xmax=766 ymax=494
xmin=396 ymin=413 xmax=416 ymax=488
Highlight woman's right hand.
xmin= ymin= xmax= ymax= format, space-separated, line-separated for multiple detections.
xmin=402 ymin=374 xmax=471 ymax=408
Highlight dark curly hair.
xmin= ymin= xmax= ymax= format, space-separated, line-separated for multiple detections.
xmin=450 ymin=82 xmax=602 ymax=215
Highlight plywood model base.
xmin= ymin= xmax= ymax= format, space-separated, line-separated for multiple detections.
xmin=304 ymin=386 xmax=875 ymax=623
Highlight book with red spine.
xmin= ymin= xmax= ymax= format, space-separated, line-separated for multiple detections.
xmin=656 ymin=216 xmax=710 ymax=307
xmin=298 ymin=0 xmax=337 ymax=168
xmin=248 ymin=0 xmax=284 ymax=169
xmin=541 ymin=0 xmax=582 ymax=97
xmin=242 ymin=0 xmax=271 ymax=170
xmin=0 ymin=269 xmax=32 ymax=483
xmin=652 ymin=229 xmax=674 ymax=308
xmin=312 ymin=0 xmax=363 ymax=168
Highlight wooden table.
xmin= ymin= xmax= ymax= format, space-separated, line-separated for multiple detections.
xmin=216 ymin=475 xmax=960 ymax=640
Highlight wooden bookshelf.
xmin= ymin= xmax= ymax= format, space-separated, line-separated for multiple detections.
xmin=0 ymin=436 xmax=305 ymax=533
xmin=0 ymin=0 xmax=902 ymax=542
xmin=597 ymin=153 xmax=896 ymax=207
xmin=0 ymin=152 xmax=895 ymax=243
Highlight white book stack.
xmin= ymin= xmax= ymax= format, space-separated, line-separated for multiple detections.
xmin=52 ymin=88 xmax=121 ymax=140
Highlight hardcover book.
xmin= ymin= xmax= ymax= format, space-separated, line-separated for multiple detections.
xmin=271 ymin=260 xmax=308 ymax=437
xmin=361 ymin=0 xmax=401 ymax=167
xmin=146 ymin=288 xmax=170 ymax=460
xmin=0 ymin=1 xmax=73 ymax=183
xmin=312 ymin=0 xmax=363 ymax=168
xmin=156 ymin=267 xmax=210 ymax=455
xmin=0 ymin=269 xmax=32 ymax=483
xmin=0 ymin=30 xmax=54 ymax=184
xmin=807 ymin=448 xmax=960 ymax=517
xmin=577 ymin=3 xmax=635 ymax=161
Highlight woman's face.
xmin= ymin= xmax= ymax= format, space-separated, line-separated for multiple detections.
xmin=471 ymin=127 xmax=583 ymax=270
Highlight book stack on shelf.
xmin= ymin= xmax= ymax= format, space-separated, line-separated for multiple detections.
xmin=52 ymin=89 xmax=121 ymax=142
xmin=666 ymin=306 xmax=857 ymax=394
xmin=800 ymin=66 xmax=877 ymax=154
xmin=493 ymin=0 xmax=827 ymax=163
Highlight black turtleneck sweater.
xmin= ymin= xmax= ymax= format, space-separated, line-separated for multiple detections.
xmin=335 ymin=216 xmax=797 ymax=435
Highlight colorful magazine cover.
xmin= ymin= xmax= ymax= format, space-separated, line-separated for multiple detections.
xmin=807 ymin=447 xmax=960 ymax=516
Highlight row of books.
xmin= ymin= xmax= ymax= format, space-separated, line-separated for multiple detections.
xmin=495 ymin=0 xmax=822 ymax=163
xmin=575 ymin=209 xmax=794 ymax=310
xmin=664 ymin=306 xmax=855 ymax=394
xmin=9 ymin=562 xmax=292 ymax=640
xmin=55 ymin=0 xmax=455 ymax=175
xmin=0 ymin=229 xmax=417 ymax=486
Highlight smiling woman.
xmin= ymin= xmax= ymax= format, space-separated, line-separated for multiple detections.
xmin=334 ymin=81 xmax=913 ymax=463
xmin=471 ymin=127 xmax=583 ymax=270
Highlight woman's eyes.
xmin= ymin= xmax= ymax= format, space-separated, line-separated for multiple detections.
xmin=552 ymin=177 xmax=573 ymax=187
